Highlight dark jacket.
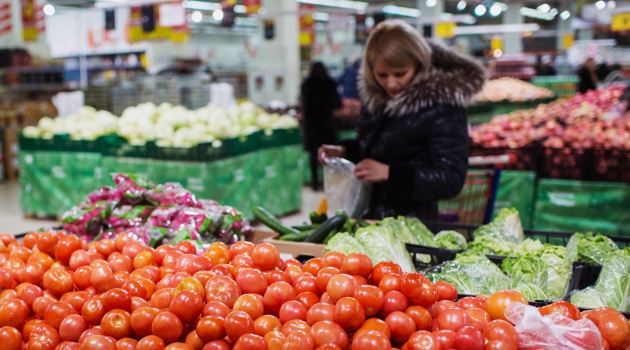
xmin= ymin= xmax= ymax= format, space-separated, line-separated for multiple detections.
xmin=338 ymin=60 xmax=361 ymax=99
xmin=340 ymin=42 xmax=485 ymax=221
xmin=577 ymin=66 xmax=597 ymax=94
xmin=301 ymin=77 xmax=342 ymax=151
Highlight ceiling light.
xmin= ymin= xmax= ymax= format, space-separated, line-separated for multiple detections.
xmin=536 ymin=3 xmax=550 ymax=13
xmin=489 ymin=4 xmax=502 ymax=16
xmin=365 ymin=16 xmax=374 ymax=27
xmin=456 ymin=1 xmax=466 ymax=11
xmin=520 ymin=7 xmax=555 ymax=20
xmin=296 ymin=0 xmax=368 ymax=10
xmin=234 ymin=5 xmax=246 ymax=13
xmin=454 ymin=23 xmax=539 ymax=35
xmin=608 ymin=1 xmax=616 ymax=9
xmin=312 ymin=12 xmax=330 ymax=21
xmin=191 ymin=10 xmax=202 ymax=22
xmin=493 ymin=49 xmax=503 ymax=58
xmin=497 ymin=3 xmax=508 ymax=11
xmin=258 ymin=7 xmax=266 ymax=15
xmin=426 ymin=0 xmax=437 ymax=8
xmin=182 ymin=1 xmax=221 ymax=11
xmin=560 ymin=10 xmax=570 ymax=20
xmin=213 ymin=9 xmax=224 ymax=21
xmin=382 ymin=5 xmax=421 ymax=18
xmin=474 ymin=4 xmax=486 ymax=16
xmin=43 ymin=4 xmax=55 ymax=16
xmin=595 ymin=0 xmax=606 ymax=10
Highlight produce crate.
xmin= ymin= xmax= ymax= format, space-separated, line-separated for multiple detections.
xmin=588 ymin=148 xmax=630 ymax=183
xmin=54 ymin=134 xmax=106 ymax=153
xmin=470 ymin=144 xmax=540 ymax=171
xmin=262 ymin=236 xmax=326 ymax=260
xmin=102 ymin=135 xmax=153 ymax=158
xmin=18 ymin=133 xmax=56 ymax=151
xmin=152 ymin=145 xmax=199 ymax=162
xmin=467 ymin=102 xmax=494 ymax=115
xmin=225 ymin=132 xmax=260 ymax=157
xmin=540 ymin=147 xmax=589 ymax=180
xmin=258 ymin=130 xmax=284 ymax=150
xmin=275 ymin=128 xmax=302 ymax=146
xmin=197 ymin=141 xmax=229 ymax=162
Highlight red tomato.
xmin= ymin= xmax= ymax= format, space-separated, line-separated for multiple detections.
xmin=456 ymin=297 xmax=485 ymax=310
xmin=333 ymin=297 xmax=365 ymax=332
xmin=538 ymin=301 xmax=580 ymax=321
xmin=0 ymin=326 xmax=22 ymax=350
xmin=232 ymin=333 xmax=267 ymax=350
xmin=136 ymin=335 xmax=166 ymax=350
xmin=400 ymin=273 xmax=438 ymax=307
xmin=371 ymin=261 xmax=402 ymax=286
xmin=101 ymin=309 xmax=132 ymax=340
xmin=152 ymin=311 xmax=183 ymax=344
xmin=233 ymin=294 xmax=265 ymax=320
xmin=484 ymin=320 xmax=518 ymax=350
xmin=205 ymin=276 xmax=241 ymax=308
xmin=150 ymin=288 xmax=175 ymax=309
xmin=406 ymin=306 xmax=432 ymax=331
xmin=465 ymin=308 xmax=490 ymax=332
xmin=196 ymin=316 xmax=226 ymax=342
xmin=453 ymin=326 xmax=484 ymax=350
xmin=379 ymin=273 xmax=402 ymax=294
xmin=385 ymin=311 xmax=416 ymax=342
xmin=281 ymin=319 xmax=311 ymax=336
xmin=435 ymin=281 xmax=458 ymax=301
xmin=356 ymin=318 xmax=391 ymax=339
xmin=0 ymin=298 xmax=29 ymax=328
xmin=203 ymin=339 xmax=231 ymax=350
xmin=311 ymin=320 xmax=348 ymax=349
xmin=202 ymin=301 xmax=231 ymax=318
xmin=406 ymin=331 xmax=440 ymax=350
xmin=283 ymin=329 xmax=315 ymax=350
xmin=306 ymin=302 xmax=335 ymax=325
xmin=170 ymin=290 xmax=203 ymax=324
xmin=59 ymin=315 xmax=87 ymax=342
xmin=42 ymin=269 xmax=74 ymax=296
xmin=251 ymin=243 xmax=280 ymax=270
xmin=433 ymin=330 xmax=456 ymax=350
xmin=341 ymin=252 xmax=372 ymax=278
xmin=293 ymin=273 xmax=319 ymax=295
xmin=263 ymin=281 xmax=296 ymax=314
xmin=90 ymin=265 xmax=117 ymax=294
xmin=55 ymin=236 xmax=82 ymax=266
xmin=81 ymin=298 xmax=107 ymax=326
xmin=130 ymin=307 xmax=160 ymax=338
xmin=117 ymin=338 xmax=139 ymax=350
xmin=353 ymin=285 xmax=384 ymax=317
xmin=585 ymin=307 xmax=630 ymax=349
xmin=229 ymin=241 xmax=254 ymax=260
xmin=303 ymin=258 xmax=323 ymax=276
xmin=326 ymin=274 xmax=357 ymax=303
xmin=235 ymin=268 xmax=267 ymax=295
xmin=315 ymin=267 xmax=341 ymax=294
xmin=279 ymin=300 xmax=308 ymax=323
xmin=224 ymin=310 xmax=255 ymax=343
xmin=437 ymin=308 xmax=468 ymax=332
xmin=485 ymin=291 xmax=528 ymax=321
xmin=321 ymin=251 xmax=345 ymax=270
xmin=352 ymin=330 xmax=392 ymax=350
xmin=254 ymin=314 xmax=281 ymax=336
xmin=381 ymin=291 xmax=409 ymax=317
xmin=296 ymin=292 xmax=319 ymax=310
xmin=79 ymin=335 xmax=116 ymax=350
xmin=103 ymin=288 xmax=132 ymax=312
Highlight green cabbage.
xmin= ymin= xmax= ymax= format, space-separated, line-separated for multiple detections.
xmin=516 ymin=238 xmax=545 ymax=256
xmin=567 ymin=232 xmax=618 ymax=265
xmin=473 ymin=207 xmax=524 ymax=244
xmin=324 ymin=233 xmax=365 ymax=255
xmin=594 ymin=250 xmax=630 ymax=312
xmin=502 ymin=254 xmax=548 ymax=289
xmin=402 ymin=217 xmax=435 ymax=247
xmin=539 ymin=245 xmax=572 ymax=300
xmin=434 ymin=231 xmax=468 ymax=250
xmin=381 ymin=217 xmax=418 ymax=245
xmin=513 ymin=284 xmax=549 ymax=301
xmin=467 ymin=235 xmax=517 ymax=257
xmin=355 ymin=226 xmax=415 ymax=273
xmin=431 ymin=252 xmax=510 ymax=295
xmin=570 ymin=287 xmax=606 ymax=309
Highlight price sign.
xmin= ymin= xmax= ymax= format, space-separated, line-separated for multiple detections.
xmin=563 ymin=33 xmax=574 ymax=49
xmin=611 ymin=12 xmax=630 ymax=31
xmin=435 ymin=22 xmax=456 ymax=38
xmin=491 ymin=35 xmax=503 ymax=51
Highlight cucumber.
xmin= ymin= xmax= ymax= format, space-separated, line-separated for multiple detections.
xmin=253 ymin=206 xmax=300 ymax=236
xmin=310 ymin=212 xmax=328 ymax=224
xmin=292 ymin=224 xmax=321 ymax=231
xmin=358 ymin=220 xmax=370 ymax=228
xmin=279 ymin=230 xmax=313 ymax=241
xmin=304 ymin=215 xmax=347 ymax=243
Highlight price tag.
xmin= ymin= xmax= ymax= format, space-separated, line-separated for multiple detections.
xmin=563 ymin=34 xmax=574 ymax=49
xmin=491 ymin=36 xmax=503 ymax=51
xmin=611 ymin=12 xmax=630 ymax=31
xmin=435 ymin=22 xmax=456 ymax=38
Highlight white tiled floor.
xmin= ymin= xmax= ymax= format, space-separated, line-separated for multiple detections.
xmin=0 ymin=179 xmax=324 ymax=235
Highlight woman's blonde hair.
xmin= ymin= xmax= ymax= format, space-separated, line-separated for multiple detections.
xmin=362 ymin=20 xmax=432 ymax=89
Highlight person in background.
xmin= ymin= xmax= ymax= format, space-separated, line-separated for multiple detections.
xmin=301 ymin=62 xmax=342 ymax=191
xmin=338 ymin=55 xmax=362 ymax=100
xmin=318 ymin=20 xmax=485 ymax=220
xmin=578 ymin=58 xmax=598 ymax=94
xmin=596 ymin=61 xmax=613 ymax=82
xmin=536 ymin=55 xmax=556 ymax=76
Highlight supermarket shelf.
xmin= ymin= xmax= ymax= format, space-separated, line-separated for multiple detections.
xmin=0 ymin=84 xmax=71 ymax=92
xmin=0 ymin=67 xmax=65 ymax=74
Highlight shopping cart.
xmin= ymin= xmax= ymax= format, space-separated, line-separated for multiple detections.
xmin=438 ymin=154 xmax=516 ymax=225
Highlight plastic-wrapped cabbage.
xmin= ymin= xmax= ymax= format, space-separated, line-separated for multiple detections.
xmin=86 ymin=186 xmax=122 ymax=204
xmin=402 ymin=217 xmax=435 ymax=247
xmin=539 ymin=245 xmax=571 ymax=300
xmin=112 ymin=173 xmax=154 ymax=205
xmin=431 ymin=252 xmax=510 ymax=295
xmin=513 ymin=284 xmax=550 ymax=301
xmin=434 ymin=231 xmax=468 ymax=250
xmin=381 ymin=217 xmax=418 ymax=245
xmin=216 ymin=206 xmax=252 ymax=244
xmin=147 ymin=206 xmax=181 ymax=228
xmin=570 ymin=287 xmax=606 ymax=309
xmin=516 ymin=238 xmax=545 ymax=256
xmin=566 ymin=232 xmax=618 ymax=265
xmin=594 ymin=250 xmax=630 ymax=312
xmin=502 ymin=254 xmax=548 ymax=290
xmin=467 ymin=235 xmax=517 ymax=257
xmin=355 ymin=226 xmax=415 ymax=273
xmin=324 ymin=233 xmax=365 ymax=255
xmin=62 ymin=201 xmax=111 ymax=237
xmin=146 ymin=183 xmax=200 ymax=208
xmin=473 ymin=207 xmax=524 ymax=244
xmin=108 ymin=205 xmax=155 ymax=229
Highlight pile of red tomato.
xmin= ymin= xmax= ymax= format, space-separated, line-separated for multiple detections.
xmin=0 ymin=230 xmax=628 ymax=350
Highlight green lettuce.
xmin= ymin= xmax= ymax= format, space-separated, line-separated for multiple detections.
xmin=355 ymin=226 xmax=415 ymax=273
xmin=431 ymin=251 xmax=510 ymax=295
xmin=502 ymin=254 xmax=548 ymax=289
xmin=434 ymin=231 xmax=468 ymax=250
xmin=381 ymin=217 xmax=418 ymax=245
xmin=467 ymin=236 xmax=517 ymax=257
xmin=516 ymin=238 xmax=545 ymax=256
xmin=402 ymin=217 xmax=435 ymax=247
xmin=594 ymin=250 xmax=630 ymax=312
xmin=514 ymin=284 xmax=549 ymax=301
xmin=324 ymin=233 xmax=365 ymax=255
xmin=539 ymin=245 xmax=571 ymax=300
xmin=473 ymin=207 xmax=524 ymax=244
xmin=567 ymin=232 xmax=619 ymax=265
xmin=570 ymin=287 xmax=606 ymax=309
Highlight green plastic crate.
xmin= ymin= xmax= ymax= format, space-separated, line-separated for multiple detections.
xmin=55 ymin=134 xmax=105 ymax=153
xmin=225 ymin=132 xmax=260 ymax=157
xmin=275 ymin=128 xmax=302 ymax=147
xmin=18 ymin=133 xmax=56 ymax=151
xmin=153 ymin=145 xmax=199 ymax=161
xmin=102 ymin=135 xmax=153 ymax=158
xmin=258 ymin=130 xmax=284 ymax=150
xmin=197 ymin=141 xmax=229 ymax=162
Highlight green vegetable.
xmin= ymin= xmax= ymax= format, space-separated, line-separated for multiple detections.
xmin=502 ymin=254 xmax=548 ymax=289
xmin=358 ymin=220 xmax=369 ymax=228
xmin=310 ymin=212 xmax=327 ymax=224
xmin=381 ymin=218 xmax=418 ymax=245
xmin=513 ymin=284 xmax=549 ymax=301
xmin=402 ymin=217 xmax=435 ymax=247
xmin=516 ymin=238 xmax=544 ymax=256
xmin=594 ymin=250 xmax=630 ymax=312
xmin=467 ymin=235 xmax=517 ymax=257
xmin=253 ymin=207 xmax=300 ymax=236
xmin=570 ymin=287 xmax=606 ymax=309
xmin=567 ymin=232 xmax=618 ymax=265
xmin=323 ymin=229 xmax=338 ymax=245
xmin=292 ymin=224 xmax=320 ymax=231
xmin=434 ymin=231 xmax=468 ymax=250
xmin=430 ymin=251 xmax=510 ymax=295
xmin=324 ymin=233 xmax=365 ymax=255
xmin=473 ymin=207 xmax=524 ymax=244
xmin=539 ymin=245 xmax=572 ymax=300
xmin=355 ymin=226 xmax=416 ymax=273
xmin=279 ymin=230 xmax=313 ymax=241
xmin=304 ymin=215 xmax=347 ymax=243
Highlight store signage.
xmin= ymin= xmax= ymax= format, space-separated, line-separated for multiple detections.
xmin=129 ymin=4 xmax=189 ymax=43
xmin=435 ymin=22 xmax=456 ymax=38
xmin=611 ymin=12 xmax=630 ymax=32
xmin=355 ymin=14 xmax=367 ymax=44
xmin=0 ymin=2 xmax=12 ymax=37
xmin=21 ymin=0 xmax=37 ymax=41
xmin=563 ymin=33 xmax=574 ymax=49
xmin=299 ymin=4 xmax=315 ymax=46
xmin=242 ymin=0 xmax=260 ymax=14
xmin=491 ymin=35 xmax=503 ymax=51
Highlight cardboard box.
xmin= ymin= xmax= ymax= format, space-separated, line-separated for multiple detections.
xmin=262 ymin=237 xmax=326 ymax=260
xmin=244 ymin=229 xmax=278 ymax=245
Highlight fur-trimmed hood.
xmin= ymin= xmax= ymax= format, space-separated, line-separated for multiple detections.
xmin=359 ymin=41 xmax=486 ymax=116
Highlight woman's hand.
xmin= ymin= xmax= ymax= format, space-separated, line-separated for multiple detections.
xmin=355 ymin=159 xmax=389 ymax=183
xmin=318 ymin=145 xmax=346 ymax=164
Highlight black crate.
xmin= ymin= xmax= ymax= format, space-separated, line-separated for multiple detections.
xmin=197 ymin=141 xmax=229 ymax=162
xmin=588 ymin=148 xmax=630 ymax=183
xmin=152 ymin=144 xmax=199 ymax=161
xmin=225 ymin=133 xmax=260 ymax=158
xmin=541 ymin=147 xmax=590 ymax=180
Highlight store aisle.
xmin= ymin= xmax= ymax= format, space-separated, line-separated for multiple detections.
xmin=0 ymin=180 xmax=324 ymax=235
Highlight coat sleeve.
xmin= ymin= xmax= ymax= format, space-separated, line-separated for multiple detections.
xmin=386 ymin=107 xmax=469 ymax=203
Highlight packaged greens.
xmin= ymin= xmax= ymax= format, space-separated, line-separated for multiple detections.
xmin=381 ymin=217 xmax=418 ymax=245
xmin=430 ymin=251 xmax=510 ymax=295
xmin=402 ymin=217 xmax=435 ymax=247
xmin=434 ymin=231 xmax=468 ymax=250
xmin=473 ymin=207 xmax=524 ymax=244
xmin=502 ymin=254 xmax=548 ymax=290
xmin=324 ymin=233 xmax=365 ymax=255
xmin=467 ymin=235 xmax=517 ymax=257
xmin=538 ymin=245 xmax=572 ymax=300
xmin=566 ymin=232 xmax=618 ymax=265
xmin=355 ymin=226 xmax=415 ymax=273
xmin=513 ymin=284 xmax=549 ymax=301
xmin=594 ymin=250 xmax=630 ymax=312
xmin=570 ymin=287 xmax=606 ymax=309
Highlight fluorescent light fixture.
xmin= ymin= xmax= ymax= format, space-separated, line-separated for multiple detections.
xmin=519 ymin=7 xmax=556 ymax=21
xmin=595 ymin=0 xmax=606 ymax=10
xmin=43 ymin=4 xmax=55 ymax=15
xmin=191 ymin=10 xmax=202 ymax=22
xmin=454 ymin=23 xmax=540 ymax=35
xmin=234 ymin=4 xmax=246 ymax=13
xmin=456 ymin=0 xmax=466 ymax=11
xmin=474 ymin=4 xmax=486 ymax=16
xmin=497 ymin=2 xmax=508 ymax=11
xmin=312 ymin=12 xmax=330 ymax=21
xmin=537 ymin=3 xmax=550 ymax=13
xmin=296 ymin=0 xmax=368 ymax=10
xmin=560 ymin=10 xmax=570 ymax=20
xmin=493 ymin=49 xmax=503 ymax=57
xmin=213 ymin=9 xmax=223 ymax=20
xmin=440 ymin=12 xmax=453 ymax=21
xmin=489 ymin=4 xmax=501 ymax=16
xmin=426 ymin=0 xmax=437 ymax=8
xmin=258 ymin=7 xmax=266 ymax=15
xmin=608 ymin=1 xmax=616 ymax=9
xmin=182 ymin=1 xmax=221 ymax=11
xmin=549 ymin=8 xmax=558 ymax=16
xmin=365 ymin=16 xmax=374 ymax=27
xmin=382 ymin=5 xmax=421 ymax=18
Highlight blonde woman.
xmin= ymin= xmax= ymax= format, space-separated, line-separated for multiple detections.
xmin=319 ymin=20 xmax=485 ymax=220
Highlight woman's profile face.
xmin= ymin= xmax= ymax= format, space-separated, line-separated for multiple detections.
xmin=373 ymin=59 xmax=416 ymax=98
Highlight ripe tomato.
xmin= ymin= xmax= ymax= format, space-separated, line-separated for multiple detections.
xmin=406 ymin=306 xmax=432 ymax=331
xmin=79 ymin=335 xmax=116 ymax=350
xmin=456 ymin=297 xmax=485 ymax=310
xmin=303 ymin=258 xmax=322 ymax=276
xmin=121 ymin=242 xmax=146 ymax=260
xmin=55 ymin=236 xmax=82 ymax=266
xmin=229 ymin=241 xmax=254 ymax=260
xmin=465 ymin=308 xmax=490 ymax=332
xmin=29 ymin=325 xmax=62 ymax=350
xmin=136 ymin=335 xmax=166 ymax=350
xmin=58 ymin=314 xmax=87 ymax=342
xmin=0 ymin=326 xmax=22 ymax=350
xmin=381 ymin=291 xmax=409 ymax=317
xmin=311 ymin=320 xmax=348 ymax=349
xmin=436 ymin=281 xmax=458 ymax=301
xmin=538 ymin=301 xmax=580 ymax=321
xmin=133 ymin=251 xmax=155 ymax=270
xmin=202 ymin=301 xmax=231 ymax=318
xmin=0 ymin=268 xmax=17 ymax=291
xmin=196 ymin=316 xmax=226 ymax=342
xmin=379 ymin=273 xmax=402 ymax=294
xmin=72 ymin=266 xmax=93 ymax=291
xmin=285 ymin=265 xmax=303 ymax=280
xmin=175 ymin=241 xmax=197 ymax=255
xmin=400 ymin=273 xmax=438 ymax=307
xmin=104 ymin=288 xmax=132 ymax=312
xmin=264 ymin=330 xmax=286 ymax=350
xmin=254 ymin=314 xmax=281 ymax=336
xmin=152 ymin=311 xmax=183 ymax=344
xmin=326 ymin=274 xmax=357 ymax=303
xmin=82 ymin=297 xmax=107 ymax=326
xmin=279 ymin=300 xmax=307 ymax=323
xmin=306 ymin=302 xmax=335 ymax=325
xmin=184 ymin=330 xmax=205 ymax=350
xmin=205 ymin=276 xmax=241 ymax=308
xmin=109 ymin=254 xmax=134 ymax=274
xmin=437 ymin=308 xmax=468 ymax=332
xmin=19 ymin=262 xmax=44 ymax=285
xmin=101 ymin=309 xmax=132 ymax=340
xmin=371 ymin=261 xmax=402 ymax=286
xmin=281 ymin=319 xmax=311 ymax=336
xmin=251 ymin=243 xmax=279 ymax=270
xmin=485 ymin=290 xmax=528 ymax=321
xmin=224 ymin=310 xmax=255 ymax=343
xmin=352 ymin=330 xmax=392 ymax=350
xmin=233 ymin=294 xmax=265 ymax=320
xmin=356 ymin=318 xmax=391 ymax=338
xmin=232 ymin=333 xmax=267 ymax=350
xmin=170 ymin=290 xmax=203 ymax=324
xmin=315 ymin=267 xmax=340 ymax=294
xmin=202 ymin=339 xmax=231 ymax=350
xmin=19 ymin=284 xmax=43 ymax=309
xmin=90 ymin=265 xmax=117 ymax=294
xmin=235 ymin=268 xmax=267 ymax=295
xmin=385 ymin=311 xmax=416 ymax=342
xmin=334 ymin=297 xmax=365 ymax=332
xmin=585 ymin=307 xmax=630 ymax=349
xmin=0 ymin=298 xmax=29 ymax=328
xmin=117 ymin=338 xmax=139 ymax=350
xmin=453 ymin=326 xmax=484 ymax=350
xmin=341 ymin=252 xmax=372 ymax=278
xmin=432 ymin=330 xmax=456 ymax=350
xmin=321 ymin=251 xmax=345 ymax=270
xmin=150 ymin=288 xmax=175 ymax=309
xmin=282 ymin=329 xmax=314 ymax=350
xmin=36 ymin=232 xmax=58 ymax=257
xmin=265 ymin=270 xmax=292 ymax=285
xmin=296 ymin=292 xmax=319 ymax=310
xmin=406 ymin=331 xmax=440 ymax=350
xmin=263 ymin=281 xmax=296 ymax=314
xmin=484 ymin=319 xmax=518 ymax=350
xmin=130 ymin=307 xmax=160 ymax=338
xmin=96 ymin=240 xmax=117 ymax=258
xmin=42 ymin=269 xmax=74 ymax=296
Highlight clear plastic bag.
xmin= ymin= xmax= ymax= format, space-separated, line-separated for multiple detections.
xmin=323 ymin=156 xmax=371 ymax=219
xmin=505 ymin=303 xmax=603 ymax=350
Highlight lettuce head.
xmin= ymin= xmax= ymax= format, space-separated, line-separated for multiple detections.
xmin=355 ymin=226 xmax=416 ymax=273
xmin=434 ymin=231 xmax=468 ymax=251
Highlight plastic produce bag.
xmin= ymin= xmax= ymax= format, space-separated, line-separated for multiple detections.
xmin=112 ymin=173 xmax=154 ymax=205
xmin=146 ymin=183 xmax=200 ymax=208
xmin=505 ymin=303 xmax=603 ymax=350
xmin=594 ymin=251 xmax=630 ymax=312
xmin=108 ymin=205 xmax=155 ymax=229
xmin=323 ymin=156 xmax=371 ymax=219
xmin=62 ymin=201 xmax=112 ymax=238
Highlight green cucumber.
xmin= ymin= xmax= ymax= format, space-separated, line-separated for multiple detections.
xmin=358 ymin=220 xmax=369 ymax=228
xmin=304 ymin=215 xmax=347 ymax=243
xmin=253 ymin=206 xmax=300 ymax=236
xmin=310 ymin=212 xmax=328 ymax=224
xmin=279 ymin=230 xmax=313 ymax=241
xmin=292 ymin=224 xmax=321 ymax=231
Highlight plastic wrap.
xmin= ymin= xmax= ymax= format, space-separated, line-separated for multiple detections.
xmin=147 ymin=206 xmax=181 ymax=228
xmin=146 ymin=183 xmax=200 ymax=208
xmin=473 ymin=207 xmax=524 ymax=244
xmin=434 ymin=231 xmax=468 ymax=250
xmin=170 ymin=207 xmax=222 ymax=237
xmin=566 ymin=232 xmax=618 ymax=265
xmin=323 ymin=156 xmax=371 ymax=219
xmin=505 ymin=303 xmax=603 ymax=350
xmin=594 ymin=251 xmax=630 ymax=312
xmin=86 ymin=186 xmax=122 ymax=204
xmin=62 ymin=201 xmax=111 ymax=237
xmin=217 ymin=206 xmax=252 ymax=245
xmin=112 ymin=173 xmax=154 ymax=205
xmin=431 ymin=252 xmax=510 ymax=295
xmin=570 ymin=287 xmax=606 ymax=309
xmin=108 ymin=205 xmax=155 ymax=229
xmin=502 ymin=254 xmax=549 ymax=290
xmin=514 ymin=284 xmax=550 ymax=301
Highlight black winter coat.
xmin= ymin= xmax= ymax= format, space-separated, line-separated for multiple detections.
xmin=301 ymin=78 xmax=342 ymax=151
xmin=341 ymin=42 xmax=485 ymax=221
